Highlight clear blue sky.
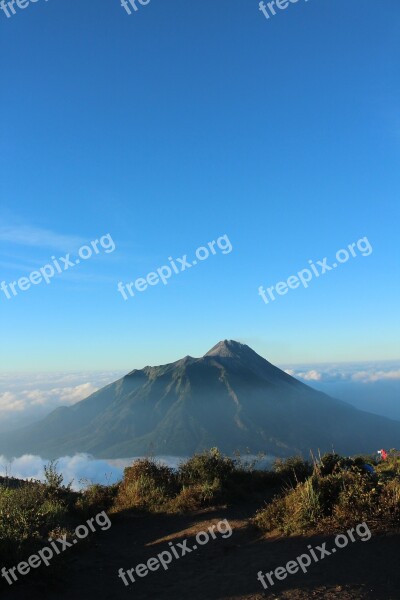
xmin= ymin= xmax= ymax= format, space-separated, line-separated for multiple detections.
xmin=0 ymin=0 xmax=399 ymax=371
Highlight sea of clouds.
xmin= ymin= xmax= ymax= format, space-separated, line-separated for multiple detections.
xmin=0 ymin=453 xmax=124 ymax=490
xmin=283 ymin=360 xmax=400 ymax=384
xmin=0 ymin=453 xmax=189 ymax=491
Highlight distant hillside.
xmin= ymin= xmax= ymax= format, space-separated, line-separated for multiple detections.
xmin=1 ymin=340 xmax=400 ymax=458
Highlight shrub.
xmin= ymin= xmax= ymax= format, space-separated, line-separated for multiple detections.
xmin=178 ymin=448 xmax=255 ymax=506
xmin=44 ymin=460 xmax=65 ymax=490
xmin=253 ymin=474 xmax=323 ymax=535
xmin=376 ymin=450 xmax=400 ymax=479
xmin=123 ymin=459 xmax=177 ymax=490
xmin=38 ymin=499 xmax=69 ymax=530
xmin=178 ymin=448 xmax=236 ymax=487
xmin=168 ymin=480 xmax=222 ymax=513
xmin=253 ymin=495 xmax=287 ymax=533
xmin=253 ymin=453 xmax=396 ymax=536
xmin=42 ymin=460 xmax=77 ymax=510
xmin=0 ymin=482 xmax=69 ymax=563
xmin=114 ymin=458 xmax=178 ymax=512
xmin=332 ymin=471 xmax=378 ymax=526
xmin=316 ymin=472 xmax=345 ymax=516
xmin=379 ymin=478 xmax=400 ymax=524
xmin=273 ymin=456 xmax=313 ymax=485
xmin=76 ymin=484 xmax=118 ymax=517
xmin=317 ymin=453 xmax=342 ymax=476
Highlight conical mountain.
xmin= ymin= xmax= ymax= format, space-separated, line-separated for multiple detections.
xmin=2 ymin=341 xmax=400 ymax=458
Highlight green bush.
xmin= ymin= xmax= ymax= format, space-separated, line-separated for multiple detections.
xmin=0 ymin=482 xmax=69 ymax=563
xmin=168 ymin=480 xmax=223 ymax=513
xmin=75 ymin=483 xmax=118 ymax=517
xmin=114 ymin=458 xmax=178 ymax=512
xmin=178 ymin=448 xmax=236 ymax=486
xmin=316 ymin=472 xmax=346 ymax=516
xmin=253 ymin=453 xmax=398 ymax=536
xmin=379 ymin=478 xmax=400 ymax=524
xmin=253 ymin=494 xmax=288 ymax=533
xmin=44 ymin=460 xmax=65 ymax=490
xmin=333 ymin=471 xmax=379 ymax=526
xmin=254 ymin=475 xmax=323 ymax=535
xmin=273 ymin=455 xmax=313 ymax=485
xmin=318 ymin=453 xmax=342 ymax=476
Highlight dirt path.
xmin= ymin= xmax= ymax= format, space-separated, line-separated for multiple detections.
xmin=3 ymin=504 xmax=400 ymax=600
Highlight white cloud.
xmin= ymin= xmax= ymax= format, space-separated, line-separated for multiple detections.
xmin=283 ymin=361 xmax=400 ymax=385
xmin=0 ymin=371 xmax=124 ymax=432
xmin=0 ymin=392 xmax=26 ymax=413
xmin=0 ymin=383 xmax=98 ymax=414
xmin=351 ymin=370 xmax=400 ymax=384
xmin=289 ymin=369 xmax=322 ymax=381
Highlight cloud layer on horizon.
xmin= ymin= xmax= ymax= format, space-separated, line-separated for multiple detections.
xmin=0 ymin=371 xmax=125 ymax=432
xmin=283 ymin=361 xmax=400 ymax=384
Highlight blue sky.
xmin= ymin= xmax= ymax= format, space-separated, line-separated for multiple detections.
xmin=0 ymin=0 xmax=399 ymax=371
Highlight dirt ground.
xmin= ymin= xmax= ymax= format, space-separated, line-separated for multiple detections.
xmin=2 ymin=503 xmax=400 ymax=600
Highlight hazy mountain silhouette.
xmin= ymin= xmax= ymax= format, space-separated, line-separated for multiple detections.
xmin=2 ymin=340 xmax=400 ymax=458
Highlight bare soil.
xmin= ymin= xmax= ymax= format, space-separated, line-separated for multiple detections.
xmin=2 ymin=503 xmax=400 ymax=600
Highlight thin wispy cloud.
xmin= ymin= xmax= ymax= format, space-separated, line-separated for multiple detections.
xmin=0 ymin=225 xmax=84 ymax=251
xmin=0 ymin=259 xmax=40 ymax=272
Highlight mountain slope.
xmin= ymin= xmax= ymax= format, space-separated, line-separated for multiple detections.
xmin=2 ymin=340 xmax=400 ymax=458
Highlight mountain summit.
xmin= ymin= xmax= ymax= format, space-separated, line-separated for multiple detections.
xmin=2 ymin=341 xmax=400 ymax=459
xmin=204 ymin=339 xmax=250 ymax=357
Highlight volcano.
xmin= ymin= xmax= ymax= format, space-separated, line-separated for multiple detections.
xmin=2 ymin=340 xmax=400 ymax=458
